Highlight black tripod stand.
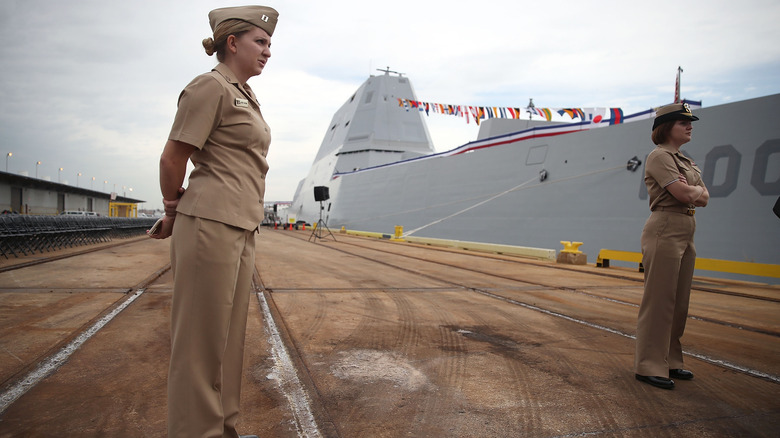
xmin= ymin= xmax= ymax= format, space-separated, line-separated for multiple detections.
xmin=308 ymin=201 xmax=336 ymax=242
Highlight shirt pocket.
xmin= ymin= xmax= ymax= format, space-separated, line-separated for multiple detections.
xmin=674 ymin=156 xmax=700 ymax=184
xmin=214 ymin=104 xmax=256 ymax=150
xmin=674 ymin=156 xmax=690 ymax=173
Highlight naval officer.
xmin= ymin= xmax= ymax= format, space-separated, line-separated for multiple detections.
xmin=634 ymin=103 xmax=709 ymax=390
xmin=150 ymin=5 xmax=278 ymax=437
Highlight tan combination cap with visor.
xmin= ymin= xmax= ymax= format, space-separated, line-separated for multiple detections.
xmin=208 ymin=5 xmax=279 ymax=36
xmin=652 ymin=102 xmax=699 ymax=131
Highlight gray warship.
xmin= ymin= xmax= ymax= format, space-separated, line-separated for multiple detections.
xmin=288 ymin=70 xmax=780 ymax=282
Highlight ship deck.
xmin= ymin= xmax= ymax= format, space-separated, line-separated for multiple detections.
xmin=0 ymin=230 xmax=778 ymax=437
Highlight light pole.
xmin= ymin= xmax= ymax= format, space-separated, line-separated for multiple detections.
xmin=77 ymin=172 xmax=82 ymax=187
xmin=104 ymin=180 xmax=108 ymax=192
xmin=91 ymin=176 xmax=95 ymax=189
xmin=58 ymin=167 xmax=63 ymax=183
xmin=5 ymin=152 xmax=11 ymax=172
xmin=36 ymin=161 xmax=41 ymax=178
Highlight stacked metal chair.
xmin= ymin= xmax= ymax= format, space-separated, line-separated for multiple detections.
xmin=0 ymin=215 xmax=158 ymax=259
xmin=0 ymin=215 xmax=32 ymax=258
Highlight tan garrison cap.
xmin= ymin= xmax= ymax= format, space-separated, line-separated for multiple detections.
xmin=209 ymin=5 xmax=279 ymax=36
xmin=652 ymin=102 xmax=699 ymax=130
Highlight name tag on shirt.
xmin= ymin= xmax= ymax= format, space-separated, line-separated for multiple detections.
xmin=235 ymin=98 xmax=249 ymax=108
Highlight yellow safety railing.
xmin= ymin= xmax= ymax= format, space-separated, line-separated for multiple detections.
xmin=340 ymin=226 xmax=556 ymax=260
xmin=596 ymin=249 xmax=780 ymax=278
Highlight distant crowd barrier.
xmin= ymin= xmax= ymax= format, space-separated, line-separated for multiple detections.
xmin=0 ymin=215 xmax=158 ymax=259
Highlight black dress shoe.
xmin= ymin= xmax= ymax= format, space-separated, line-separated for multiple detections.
xmin=669 ymin=369 xmax=694 ymax=380
xmin=635 ymin=374 xmax=674 ymax=389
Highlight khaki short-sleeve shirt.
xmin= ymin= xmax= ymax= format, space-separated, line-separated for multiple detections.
xmin=169 ymin=63 xmax=271 ymax=231
xmin=644 ymin=144 xmax=704 ymax=211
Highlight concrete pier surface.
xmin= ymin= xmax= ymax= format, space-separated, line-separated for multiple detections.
xmin=0 ymin=230 xmax=777 ymax=437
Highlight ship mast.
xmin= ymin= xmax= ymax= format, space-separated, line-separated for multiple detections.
xmin=674 ymin=66 xmax=683 ymax=103
xmin=377 ymin=66 xmax=404 ymax=77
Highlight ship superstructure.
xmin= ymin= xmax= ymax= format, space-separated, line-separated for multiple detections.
xmin=289 ymin=68 xmax=435 ymax=222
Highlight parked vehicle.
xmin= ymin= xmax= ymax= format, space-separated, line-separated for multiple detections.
xmin=59 ymin=211 xmax=98 ymax=216
xmin=294 ymin=220 xmax=311 ymax=230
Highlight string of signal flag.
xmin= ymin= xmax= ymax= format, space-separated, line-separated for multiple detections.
xmin=398 ymin=98 xmax=626 ymax=126
xmin=398 ymin=67 xmax=696 ymax=126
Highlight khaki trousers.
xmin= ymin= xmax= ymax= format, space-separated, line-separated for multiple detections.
xmin=635 ymin=210 xmax=696 ymax=377
xmin=168 ymin=214 xmax=256 ymax=438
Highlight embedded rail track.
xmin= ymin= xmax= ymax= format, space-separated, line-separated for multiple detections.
xmin=270 ymin=231 xmax=780 ymax=381
xmin=0 ymin=230 xmax=777 ymax=437
xmin=0 ymin=238 xmax=172 ymax=416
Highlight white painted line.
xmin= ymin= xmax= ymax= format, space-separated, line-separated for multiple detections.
xmin=684 ymin=351 xmax=780 ymax=383
xmin=474 ymin=289 xmax=780 ymax=384
xmin=0 ymin=288 xmax=146 ymax=414
xmin=255 ymin=289 xmax=322 ymax=438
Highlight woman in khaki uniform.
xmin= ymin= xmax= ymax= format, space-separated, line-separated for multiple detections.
xmin=149 ymin=6 xmax=278 ymax=437
xmin=634 ymin=103 xmax=709 ymax=390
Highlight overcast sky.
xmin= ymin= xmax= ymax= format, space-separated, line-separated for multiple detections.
xmin=1 ymin=0 xmax=778 ymax=210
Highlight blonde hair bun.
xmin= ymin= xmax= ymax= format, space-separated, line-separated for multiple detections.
xmin=202 ymin=37 xmax=216 ymax=56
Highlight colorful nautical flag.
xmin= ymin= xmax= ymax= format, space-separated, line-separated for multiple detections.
xmin=558 ymin=108 xmax=586 ymax=120
xmin=609 ymin=108 xmax=624 ymax=125
xmin=535 ymin=108 xmax=552 ymax=121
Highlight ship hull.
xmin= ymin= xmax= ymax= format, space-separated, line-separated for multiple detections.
xmin=291 ymin=90 xmax=780 ymax=283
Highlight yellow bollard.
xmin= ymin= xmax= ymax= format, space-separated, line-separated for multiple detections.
xmin=391 ymin=225 xmax=405 ymax=241
xmin=560 ymin=241 xmax=583 ymax=253
xmin=558 ymin=241 xmax=586 ymax=265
